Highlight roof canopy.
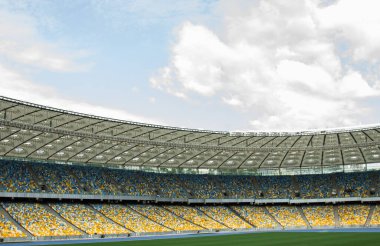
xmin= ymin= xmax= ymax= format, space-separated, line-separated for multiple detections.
xmin=1 ymin=96 xmax=380 ymax=170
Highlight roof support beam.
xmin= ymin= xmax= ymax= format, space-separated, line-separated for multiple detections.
xmin=2 ymin=119 xmax=380 ymax=153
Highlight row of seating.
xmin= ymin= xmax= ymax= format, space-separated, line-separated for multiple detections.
xmin=0 ymin=162 xmax=40 ymax=193
xmin=267 ymin=206 xmax=307 ymax=228
xmin=336 ymin=173 xmax=372 ymax=198
xmin=0 ymin=211 xmax=25 ymax=238
xmin=370 ymin=205 xmax=380 ymax=226
xmin=302 ymin=206 xmax=335 ymax=227
xmin=130 ymin=205 xmax=202 ymax=231
xmin=31 ymin=164 xmax=81 ymax=194
xmin=2 ymin=203 xmax=81 ymax=237
xmin=231 ymin=206 xmax=278 ymax=228
xmin=1 ymin=160 xmax=378 ymax=199
xmin=198 ymin=206 xmax=252 ymax=229
xmin=50 ymin=203 xmax=129 ymax=235
xmin=93 ymin=204 xmax=169 ymax=233
xmin=165 ymin=205 xmax=227 ymax=230
xmin=1 ymin=203 xmax=379 ymax=238
xmin=337 ymin=205 xmax=369 ymax=226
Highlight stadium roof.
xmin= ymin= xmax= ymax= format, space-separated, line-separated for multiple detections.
xmin=1 ymin=96 xmax=380 ymax=171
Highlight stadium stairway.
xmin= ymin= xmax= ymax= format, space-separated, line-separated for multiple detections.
xmin=331 ymin=174 xmax=339 ymax=197
xmin=372 ymin=172 xmax=380 ymax=196
xmin=156 ymin=184 xmax=169 ymax=198
xmin=333 ymin=206 xmax=341 ymax=227
xmin=161 ymin=206 xmax=207 ymax=230
xmin=105 ymin=172 xmax=125 ymax=195
xmin=177 ymin=176 xmax=194 ymax=198
xmin=174 ymin=175 xmax=191 ymax=198
xmin=365 ymin=205 xmax=376 ymax=227
xmin=86 ymin=204 xmax=131 ymax=233
xmin=126 ymin=205 xmax=173 ymax=232
xmin=45 ymin=204 xmax=87 ymax=235
xmin=90 ymin=204 xmax=135 ymax=232
xmin=94 ymin=204 xmax=145 ymax=233
xmin=297 ymin=207 xmax=311 ymax=229
xmin=27 ymin=165 xmax=49 ymax=192
xmin=263 ymin=207 xmax=283 ymax=228
xmin=194 ymin=207 xmax=232 ymax=229
xmin=69 ymin=169 xmax=92 ymax=193
xmin=252 ymin=177 xmax=261 ymax=198
xmin=228 ymin=206 xmax=256 ymax=228
xmin=369 ymin=172 xmax=379 ymax=196
xmin=291 ymin=176 xmax=300 ymax=198
xmin=214 ymin=176 xmax=227 ymax=198
xmin=0 ymin=204 xmax=32 ymax=238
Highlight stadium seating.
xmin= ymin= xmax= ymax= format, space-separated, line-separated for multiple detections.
xmin=130 ymin=205 xmax=203 ymax=231
xmin=256 ymin=176 xmax=291 ymax=199
xmin=0 ymin=159 xmax=379 ymax=239
xmin=267 ymin=206 xmax=307 ymax=228
xmin=31 ymin=163 xmax=81 ymax=194
xmin=74 ymin=166 xmax=120 ymax=195
xmin=295 ymin=174 xmax=331 ymax=198
xmin=165 ymin=205 xmax=227 ymax=230
xmin=178 ymin=175 xmax=224 ymax=199
xmin=231 ymin=206 xmax=278 ymax=228
xmin=370 ymin=205 xmax=380 ymax=226
xmin=337 ymin=204 xmax=370 ymax=226
xmin=302 ymin=206 xmax=335 ymax=227
xmin=336 ymin=172 xmax=371 ymax=198
xmin=198 ymin=206 xmax=252 ymax=229
xmin=50 ymin=203 xmax=129 ymax=235
xmin=3 ymin=202 xmax=82 ymax=237
xmin=109 ymin=169 xmax=156 ymax=196
xmin=1 ymin=202 xmax=380 ymax=238
xmin=0 ymin=160 xmax=378 ymax=200
xmin=0 ymin=161 xmax=40 ymax=193
xmin=0 ymin=211 xmax=25 ymax=238
xmin=93 ymin=204 xmax=169 ymax=233
xmin=218 ymin=176 xmax=256 ymax=198
xmin=155 ymin=175 xmax=189 ymax=198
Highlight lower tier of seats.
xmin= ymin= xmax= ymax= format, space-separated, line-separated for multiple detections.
xmin=1 ymin=202 xmax=380 ymax=239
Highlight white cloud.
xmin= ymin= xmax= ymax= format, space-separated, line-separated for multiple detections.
xmin=0 ymin=6 xmax=162 ymax=126
xmin=317 ymin=0 xmax=380 ymax=61
xmin=151 ymin=0 xmax=380 ymax=131
xmin=0 ymin=64 xmax=162 ymax=125
xmin=0 ymin=9 xmax=88 ymax=72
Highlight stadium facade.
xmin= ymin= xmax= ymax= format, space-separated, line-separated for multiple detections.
xmin=0 ymin=96 xmax=380 ymax=242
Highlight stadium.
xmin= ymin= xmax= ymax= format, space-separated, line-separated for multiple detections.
xmin=2 ymin=1 xmax=380 ymax=245
xmin=0 ymin=96 xmax=380 ymax=245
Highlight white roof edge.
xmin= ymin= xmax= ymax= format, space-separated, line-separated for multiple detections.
xmin=230 ymin=123 xmax=380 ymax=136
xmin=1 ymin=95 xmax=380 ymax=136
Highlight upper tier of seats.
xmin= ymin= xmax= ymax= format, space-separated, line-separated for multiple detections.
xmin=0 ymin=160 xmax=378 ymax=199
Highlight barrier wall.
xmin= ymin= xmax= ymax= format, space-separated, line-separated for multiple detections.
xmin=1 ymin=192 xmax=380 ymax=204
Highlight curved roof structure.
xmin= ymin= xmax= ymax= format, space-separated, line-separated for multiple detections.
xmin=1 ymin=96 xmax=380 ymax=171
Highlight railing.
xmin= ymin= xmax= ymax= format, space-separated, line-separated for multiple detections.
xmin=1 ymin=156 xmax=380 ymax=176
xmin=1 ymin=192 xmax=379 ymax=204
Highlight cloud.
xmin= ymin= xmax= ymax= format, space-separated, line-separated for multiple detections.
xmin=151 ymin=0 xmax=380 ymax=131
xmin=316 ymin=0 xmax=380 ymax=61
xmin=0 ymin=5 xmax=162 ymax=125
xmin=0 ymin=9 xmax=89 ymax=72
xmin=0 ymin=64 xmax=163 ymax=125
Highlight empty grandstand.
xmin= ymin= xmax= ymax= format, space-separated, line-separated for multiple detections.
xmin=0 ymin=96 xmax=380 ymax=242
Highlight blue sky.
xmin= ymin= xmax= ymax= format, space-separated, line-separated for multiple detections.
xmin=1 ymin=0 xmax=380 ymax=131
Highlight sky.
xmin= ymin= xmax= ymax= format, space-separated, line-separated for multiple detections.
xmin=1 ymin=0 xmax=380 ymax=132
